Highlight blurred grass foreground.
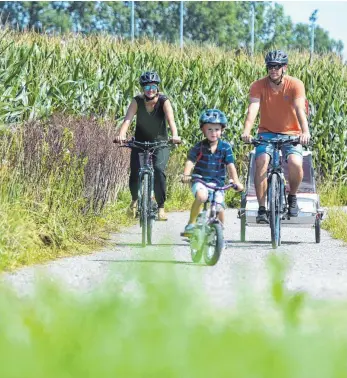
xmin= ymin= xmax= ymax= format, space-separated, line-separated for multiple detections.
xmin=0 ymin=254 xmax=347 ymax=378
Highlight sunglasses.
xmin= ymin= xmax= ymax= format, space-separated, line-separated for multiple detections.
xmin=267 ymin=64 xmax=283 ymax=71
xmin=143 ymin=84 xmax=158 ymax=91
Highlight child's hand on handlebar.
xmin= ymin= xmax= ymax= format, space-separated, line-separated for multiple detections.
xmin=181 ymin=174 xmax=191 ymax=184
xmin=229 ymin=179 xmax=244 ymax=192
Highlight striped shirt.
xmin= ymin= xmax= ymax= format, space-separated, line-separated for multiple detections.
xmin=187 ymin=139 xmax=235 ymax=186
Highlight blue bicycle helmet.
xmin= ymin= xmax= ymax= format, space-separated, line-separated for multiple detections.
xmin=199 ymin=109 xmax=227 ymax=128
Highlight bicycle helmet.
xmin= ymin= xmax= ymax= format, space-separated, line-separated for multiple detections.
xmin=265 ymin=50 xmax=288 ymax=65
xmin=199 ymin=109 xmax=227 ymax=128
xmin=139 ymin=71 xmax=161 ymax=86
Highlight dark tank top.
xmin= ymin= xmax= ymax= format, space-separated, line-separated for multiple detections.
xmin=134 ymin=94 xmax=168 ymax=142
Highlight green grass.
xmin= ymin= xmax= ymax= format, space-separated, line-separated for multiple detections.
xmin=319 ymin=182 xmax=347 ymax=242
xmin=1 ymin=254 xmax=347 ymax=377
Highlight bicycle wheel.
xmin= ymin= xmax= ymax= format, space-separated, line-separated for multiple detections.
xmin=269 ymin=174 xmax=281 ymax=249
xmin=190 ymin=227 xmax=204 ymax=263
xmin=240 ymin=193 xmax=246 ymax=242
xmin=203 ymin=223 xmax=224 ymax=266
xmin=141 ymin=173 xmax=149 ymax=247
xmin=147 ymin=196 xmax=155 ymax=245
xmin=315 ymin=218 xmax=321 ymax=243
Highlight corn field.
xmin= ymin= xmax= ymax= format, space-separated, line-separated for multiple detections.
xmin=0 ymin=29 xmax=346 ymax=179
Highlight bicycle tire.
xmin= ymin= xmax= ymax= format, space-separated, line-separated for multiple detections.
xmin=240 ymin=193 xmax=246 ymax=242
xmin=203 ymin=223 xmax=224 ymax=266
xmin=147 ymin=192 xmax=154 ymax=245
xmin=315 ymin=218 xmax=321 ymax=243
xmin=141 ymin=173 xmax=149 ymax=247
xmin=269 ymin=174 xmax=281 ymax=249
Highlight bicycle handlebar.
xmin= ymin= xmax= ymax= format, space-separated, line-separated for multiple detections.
xmin=190 ymin=175 xmax=239 ymax=191
xmin=114 ymin=137 xmax=181 ymax=151
xmin=246 ymin=136 xmax=300 ymax=147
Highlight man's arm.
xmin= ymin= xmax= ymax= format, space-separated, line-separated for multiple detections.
xmin=293 ymin=97 xmax=310 ymax=145
xmin=163 ymin=100 xmax=180 ymax=142
xmin=241 ymin=98 xmax=260 ymax=142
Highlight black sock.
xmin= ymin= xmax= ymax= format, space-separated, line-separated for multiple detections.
xmin=258 ymin=206 xmax=266 ymax=214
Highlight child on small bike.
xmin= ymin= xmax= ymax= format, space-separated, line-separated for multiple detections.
xmin=181 ymin=109 xmax=244 ymax=235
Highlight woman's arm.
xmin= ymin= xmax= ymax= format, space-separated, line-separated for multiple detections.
xmin=163 ymin=99 xmax=180 ymax=140
xmin=113 ymin=99 xmax=138 ymax=142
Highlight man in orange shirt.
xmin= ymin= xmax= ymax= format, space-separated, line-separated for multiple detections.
xmin=241 ymin=50 xmax=311 ymax=223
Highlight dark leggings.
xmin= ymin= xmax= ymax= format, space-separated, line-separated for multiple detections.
xmin=129 ymin=147 xmax=170 ymax=208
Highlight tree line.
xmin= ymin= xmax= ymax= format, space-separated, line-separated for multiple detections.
xmin=0 ymin=1 xmax=344 ymax=56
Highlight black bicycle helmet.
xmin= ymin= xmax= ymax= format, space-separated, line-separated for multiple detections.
xmin=139 ymin=71 xmax=161 ymax=86
xmin=265 ymin=50 xmax=288 ymax=65
xmin=199 ymin=109 xmax=227 ymax=128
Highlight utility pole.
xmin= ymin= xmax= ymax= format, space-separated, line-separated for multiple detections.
xmin=180 ymin=1 xmax=184 ymax=50
xmin=309 ymin=9 xmax=318 ymax=63
xmin=131 ymin=0 xmax=135 ymax=42
xmin=250 ymin=2 xmax=255 ymax=56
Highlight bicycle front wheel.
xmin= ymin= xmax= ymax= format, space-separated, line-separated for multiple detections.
xmin=141 ymin=173 xmax=149 ymax=247
xmin=269 ymin=174 xmax=281 ymax=249
xmin=203 ymin=223 xmax=224 ymax=266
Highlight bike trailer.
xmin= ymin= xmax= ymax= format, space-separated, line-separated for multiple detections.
xmin=240 ymin=150 xmax=324 ymax=227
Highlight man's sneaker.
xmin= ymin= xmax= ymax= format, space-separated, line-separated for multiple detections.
xmin=288 ymin=194 xmax=299 ymax=217
xmin=256 ymin=206 xmax=269 ymax=224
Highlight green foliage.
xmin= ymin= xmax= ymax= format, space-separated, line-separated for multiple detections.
xmin=1 ymin=258 xmax=347 ymax=377
xmin=0 ymin=2 xmax=343 ymax=54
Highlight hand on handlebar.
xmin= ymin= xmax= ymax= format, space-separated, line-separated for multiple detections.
xmin=113 ymin=134 xmax=127 ymax=144
xmin=181 ymin=174 xmax=192 ymax=184
xmin=299 ymin=132 xmax=311 ymax=146
xmin=171 ymin=136 xmax=182 ymax=144
xmin=241 ymin=132 xmax=253 ymax=143
xmin=229 ymin=179 xmax=244 ymax=192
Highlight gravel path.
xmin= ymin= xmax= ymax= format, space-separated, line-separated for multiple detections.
xmin=2 ymin=209 xmax=347 ymax=306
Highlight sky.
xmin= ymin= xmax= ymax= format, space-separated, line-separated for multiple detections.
xmin=277 ymin=1 xmax=347 ymax=59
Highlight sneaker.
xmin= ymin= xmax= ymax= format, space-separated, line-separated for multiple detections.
xmin=256 ymin=206 xmax=269 ymax=224
xmin=288 ymin=195 xmax=299 ymax=217
xmin=183 ymin=223 xmax=195 ymax=236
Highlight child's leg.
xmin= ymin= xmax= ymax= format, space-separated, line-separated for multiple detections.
xmin=189 ymin=197 xmax=202 ymax=224
xmin=217 ymin=209 xmax=225 ymax=225
xmin=188 ymin=185 xmax=208 ymax=224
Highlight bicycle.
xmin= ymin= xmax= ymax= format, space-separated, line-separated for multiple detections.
xmin=116 ymin=138 xmax=177 ymax=247
xmin=247 ymin=136 xmax=301 ymax=249
xmin=181 ymin=174 xmax=239 ymax=266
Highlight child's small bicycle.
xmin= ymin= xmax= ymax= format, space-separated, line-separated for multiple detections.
xmin=181 ymin=174 xmax=239 ymax=266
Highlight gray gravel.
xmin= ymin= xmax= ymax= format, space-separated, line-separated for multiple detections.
xmin=2 ymin=209 xmax=347 ymax=306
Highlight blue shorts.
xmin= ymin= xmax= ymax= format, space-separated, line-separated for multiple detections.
xmin=255 ymin=132 xmax=303 ymax=161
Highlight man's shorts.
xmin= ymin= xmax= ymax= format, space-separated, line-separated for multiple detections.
xmin=192 ymin=182 xmax=226 ymax=209
xmin=255 ymin=132 xmax=303 ymax=161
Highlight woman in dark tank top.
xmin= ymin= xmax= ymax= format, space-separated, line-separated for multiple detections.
xmin=113 ymin=71 xmax=180 ymax=221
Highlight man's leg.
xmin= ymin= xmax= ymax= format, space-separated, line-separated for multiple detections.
xmin=287 ymin=153 xmax=303 ymax=216
xmin=255 ymin=153 xmax=270 ymax=223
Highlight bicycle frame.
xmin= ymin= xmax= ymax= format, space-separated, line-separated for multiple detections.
xmin=192 ymin=177 xmax=238 ymax=226
xmin=121 ymin=138 xmax=171 ymax=246
xmin=251 ymin=136 xmax=300 ymax=247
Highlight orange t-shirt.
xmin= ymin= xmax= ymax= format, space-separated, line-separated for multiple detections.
xmin=249 ymin=75 xmax=306 ymax=135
